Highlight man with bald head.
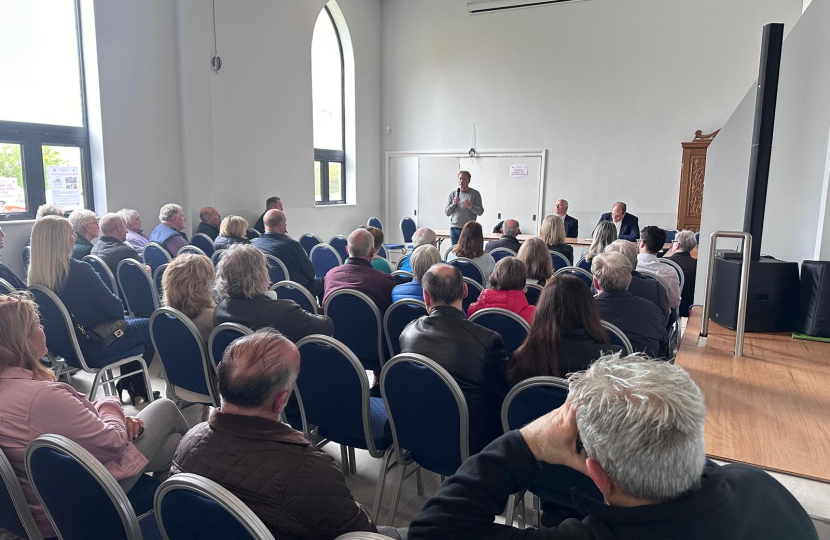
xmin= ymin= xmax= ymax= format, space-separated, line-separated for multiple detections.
xmin=597 ymin=201 xmax=640 ymax=241
xmin=91 ymin=212 xmax=140 ymax=276
xmin=485 ymin=218 xmax=521 ymax=253
xmin=252 ymin=209 xmax=322 ymax=300
xmin=322 ymin=228 xmax=395 ymax=313
xmin=172 ymin=329 xmax=378 ymax=538
xmin=196 ymin=206 xmax=221 ymax=240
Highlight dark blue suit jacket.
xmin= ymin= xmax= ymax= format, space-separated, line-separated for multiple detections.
xmin=252 ymin=232 xmax=321 ymax=296
xmin=563 ymin=214 xmax=578 ymax=238
xmin=597 ymin=212 xmax=640 ymax=241
xmin=594 ymin=289 xmax=667 ymax=358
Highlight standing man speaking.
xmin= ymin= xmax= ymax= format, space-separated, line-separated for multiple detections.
xmin=444 ymin=170 xmax=484 ymax=245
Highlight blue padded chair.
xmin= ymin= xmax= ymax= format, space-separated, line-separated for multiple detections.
xmin=83 ymin=255 xmax=118 ymax=295
xmin=0 ymin=277 xmax=17 ymax=294
xmin=525 ymin=284 xmax=544 ymax=306
xmin=489 ymin=247 xmax=516 ymax=263
xmin=29 ymin=285 xmax=152 ymax=402
xmin=263 ymin=254 xmax=289 ymax=286
xmin=153 ymin=263 xmax=168 ymax=300
xmin=501 ymin=377 xmax=602 ymax=527
xmin=143 ymin=242 xmax=172 ymax=274
xmin=298 ymin=233 xmax=323 ymax=256
xmin=150 ymin=307 xmax=219 ymax=407
xmin=390 ymin=270 xmax=413 ymax=286
xmin=269 ymin=280 xmax=318 ymax=314
xmin=554 ymin=266 xmax=594 ymax=288
xmin=383 ymin=299 xmax=427 ymax=357
xmin=400 ymin=217 xmax=416 ymax=250
xmin=208 ymin=322 xmax=253 ymax=367
xmin=25 ymin=434 xmax=159 ymax=540
xmin=155 ymin=473 xmax=274 ymax=540
xmin=190 ymin=233 xmax=215 ymax=258
xmin=367 ymin=217 xmax=383 ymax=230
xmin=211 ymin=249 xmax=226 ymax=267
xmin=381 ymin=353 xmax=469 ymax=525
xmin=367 ymin=217 xmax=403 ymax=253
xmin=448 ymin=257 xmax=485 ymax=287
xmin=294 ymin=335 xmax=393 ymax=514
xmin=324 ymin=290 xmax=385 ymax=371
xmin=601 ymin=320 xmax=634 ymax=355
xmin=468 ymin=308 xmax=531 ymax=356
xmin=462 ymin=277 xmax=483 ymax=314
xmin=177 ymin=245 xmax=206 ymax=257
xmin=0 ymin=446 xmax=43 ymax=540
xmin=310 ymin=244 xmax=342 ymax=279
xmin=550 ymin=250 xmax=570 ymax=271
xmin=664 ymin=229 xmax=677 ymax=243
xmin=117 ymin=259 xmax=159 ymax=318
xmin=245 ymin=228 xmax=261 ymax=240
xmin=575 ymin=257 xmax=592 ymax=273
xmin=329 ymin=235 xmax=349 ymax=263
xmin=377 ymin=245 xmax=390 ymax=261
xmin=659 ymin=258 xmax=685 ymax=291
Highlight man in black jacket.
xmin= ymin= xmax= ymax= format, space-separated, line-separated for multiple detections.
xmin=667 ymin=230 xmax=698 ymax=317
xmin=554 ymin=199 xmax=579 ymax=239
xmin=604 ymin=240 xmax=670 ymax=326
xmin=409 ymin=354 xmax=817 ymax=540
xmin=90 ymin=213 xmax=141 ymax=276
xmin=486 ymin=219 xmax=521 ymax=253
xmin=253 ymin=196 xmax=282 ymax=234
xmin=196 ymin=207 xmax=221 ymax=240
xmin=0 ymin=227 xmax=26 ymax=289
xmin=399 ymin=264 xmax=509 ymax=454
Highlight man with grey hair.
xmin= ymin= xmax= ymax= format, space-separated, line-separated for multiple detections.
xmin=119 ymin=208 xmax=149 ymax=259
xmin=172 ymin=329 xmax=380 ymax=539
xmin=398 ymin=227 xmax=437 ymax=273
xmin=392 ymin=244 xmax=441 ymax=302
xmin=592 ymin=251 xmax=667 ymax=358
xmin=554 ymin=198 xmax=579 ymax=238
xmin=323 ymin=228 xmax=395 ymax=313
xmin=667 ymin=229 xmax=698 ymax=317
xmin=604 ymin=240 xmax=670 ymax=325
xmin=68 ymin=209 xmax=99 ymax=260
xmin=150 ymin=203 xmax=189 ymax=256
xmin=91 ymin=213 xmax=140 ymax=276
xmin=409 ymin=353 xmax=817 ymax=539
xmin=485 ymin=218 xmax=521 ymax=254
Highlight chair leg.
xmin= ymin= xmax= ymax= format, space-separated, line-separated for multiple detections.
xmin=373 ymin=447 xmax=395 ymax=522
xmin=505 ymin=493 xmax=517 ymax=527
xmin=349 ymin=446 xmax=357 ymax=474
xmin=140 ymin=360 xmax=154 ymax=403
xmin=340 ymin=444 xmax=350 ymax=476
xmin=415 ymin=466 xmax=423 ymax=496
xmin=533 ymin=494 xmax=541 ymax=528
xmin=89 ymin=370 xmax=104 ymax=401
xmin=390 ymin=463 xmax=408 ymax=527
xmin=440 ymin=474 xmax=446 ymax=483
xmin=518 ymin=496 xmax=526 ymax=529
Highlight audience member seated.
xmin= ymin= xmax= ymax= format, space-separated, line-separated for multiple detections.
xmin=0 ymin=227 xmax=26 ymax=289
xmin=399 ymin=265 xmax=508 ymax=454
xmin=363 ymin=225 xmax=393 ymax=274
xmin=508 ymin=274 xmax=622 ymax=385
xmin=29 ymin=216 xmax=159 ymax=402
xmin=605 ymin=239 xmax=670 ymax=326
xmin=196 ymin=206 xmax=221 ymax=241
xmin=171 ymin=329 xmax=379 ymax=539
xmin=636 ymin=226 xmax=681 ymax=309
xmin=323 ymin=228 xmax=395 ymax=313
xmin=25 ymin=203 xmax=64 ymax=249
xmin=119 ymin=208 xmax=149 ymax=259
xmin=150 ymin=203 xmax=189 ymax=257
xmin=582 ymin=220 xmax=617 ymax=265
xmin=213 ymin=244 xmax=332 ymax=342
xmin=252 ymin=209 xmax=323 ymax=300
xmin=591 ymin=252 xmax=668 ymax=358
xmin=68 ymin=209 xmax=99 ymax=260
xmin=553 ymin=198 xmax=579 ymax=238
xmin=91 ymin=213 xmax=140 ymax=276
xmin=0 ymin=293 xmax=188 ymax=540
xmin=668 ymin=229 xmax=698 ymax=317
xmin=597 ymin=201 xmax=640 ymax=241
xmin=540 ymin=214 xmax=574 ymax=264
xmin=485 ymin=219 xmax=521 ymax=253
xmin=446 ymin=221 xmax=496 ymax=283
xmin=468 ymin=257 xmax=535 ymax=324
xmin=162 ymin=254 xmax=216 ymax=343
xmin=517 ymin=237 xmax=552 ymax=286
xmin=408 ymin=354 xmax=817 ymax=540
xmin=398 ymin=227 xmax=437 ymax=272
xmin=392 ymin=245 xmax=441 ymax=303
xmin=214 ymin=215 xmax=251 ymax=251
xmin=253 ymin=196 xmax=282 ymax=234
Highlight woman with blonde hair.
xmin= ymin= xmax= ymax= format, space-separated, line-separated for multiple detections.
xmin=584 ymin=220 xmax=617 ymax=263
xmin=162 ymin=254 xmax=216 ymax=342
xmin=213 ymin=215 xmax=250 ymax=251
xmin=0 ymin=293 xmax=188 ymax=539
xmin=539 ymin=214 xmax=573 ymax=264
xmin=517 ymin=237 xmax=553 ymax=286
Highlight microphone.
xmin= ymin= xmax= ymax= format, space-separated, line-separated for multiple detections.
xmin=456 ymin=187 xmax=460 ymax=201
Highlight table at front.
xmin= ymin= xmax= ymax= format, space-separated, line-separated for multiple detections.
xmin=433 ymin=229 xmax=592 ymax=247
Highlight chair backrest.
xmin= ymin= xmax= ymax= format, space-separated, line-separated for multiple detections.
xmin=0 ymin=445 xmax=43 ymax=540
xmin=550 ymin=250 xmax=570 ymax=271
xmin=601 ymin=320 xmax=634 ymax=355
xmin=525 ymin=284 xmax=544 ymax=306
xmin=208 ymin=322 xmax=254 ymax=367
xmin=153 ymin=263 xmax=168 ymax=299
xmin=639 ymin=271 xmax=670 ymax=300
xmin=575 ymin=257 xmax=592 ymax=272
xmin=468 ymin=308 xmax=531 ymax=356
xmin=190 ymin=233 xmax=216 ymax=257
xmin=28 ymin=285 xmax=88 ymax=371
xmin=462 ymin=277 xmax=483 ymax=313
xmin=26 ymin=434 xmax=143 ymax=540
xmin=245 ymin=228 xmax=261 ymax=240
xmin=328 ymin=235 xmax=349 ymax=263
xmin=381 ymin=354 xmax=469 ymax=476
xmin=659 ymin=258 xmax=685 ymax=290
xmin=390 ymin=270 xmax=413 ymax=285
xmin=394 ymin=254 xmax=408 ymax=271
xmin=309 ymin=244 xmax=342 ymax=279
xmin=336 ymin=534 xmax=399 ymax=540
xmin=155 ymin=473 xmax=274 ymax=540
xmin=150 ymin=307 xmax=219 ymax=406
xmin=489 ymin=247 xmax=516 ymax=263
xmin=383 ymin=299 xmax=427 ymax=357
xmin=82 ymin=255 xmax=117 ymax=294
xmin=664 ymin=229 xmax=677 ymax=243
xmin=554 ymin=266 xmax=594 ymax=288
xmin=177 ymin=245 xmax=206 ymax=257
xmin=117 ymin=259 xmax=159 ymax=318
xmin=269 ymin=280 xmax=318 ymax=314
xmin=448 ymin=257 xmax=485 ymax=287
xmin=367 ymin=216 xmax=383 ymax=230
xmin=400 ymin=217 xmax=416 ymax=243
xmin=0 ymin=277 xmax=17 ymax=294
xmin=324 ymin=289 xmax=384 ymax=370
xmin=143 ymin=242 xmax=172 ymax=273
xmin=211 ymin=248 xmax=226 ymax=267
xmin=263 ymin=254 xmax=289 ymax=286
xmin=442 ymin=244 xmax=454 ymax=261
xmin=298 ymin=233 xmax=323 ymax=256
xmin=501 ymin=376 xmax=569 ymax=433
xmin=23 ymin=246 xmax=31 ymax=276
xmin=377 ymin=244 xmax=389 ymax=260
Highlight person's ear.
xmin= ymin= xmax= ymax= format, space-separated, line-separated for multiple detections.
xmin=462 ymin=282 xmax=469 ymax=299
xmin=422 ymin=289 xmax=432 ymax=310
xmin=272 ymin=390 xmax=290 ymax=415
xmin=345 ymin=245 xmax=349 ymax=256
xmin=586 ymin=457 xmax=614 ymax=498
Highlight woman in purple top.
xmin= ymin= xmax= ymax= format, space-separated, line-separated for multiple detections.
xmin=119 ymin=208 xmax=150 ymax=260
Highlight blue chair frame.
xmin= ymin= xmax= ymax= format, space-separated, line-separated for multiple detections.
xmin=263 ymin=254 xmax=289 ymax=286
xmin=190 ymin=233 xmax=215 ymax=258
xmin=468 ymin=307 xmax=531 ymax=356
xmin=269 ymin=280 xmax=319 ymax=314
xmin=525 ymin=284 xmax=544 ymax=306
xmin=83 ymin=255 xmax=118 ymax=295
xmin=329 ymin=235 xmax=349 ymax=263
xmin=298 ymin=233 xmax=323 ymax=256
xmin=208 ymin=322 xmax=254 ymax=368
xmin=489 ymin=248 xmax=516 ymax=263
xmin=601 ymin=320 xmax=634 ymax=355
xmin=550 ymin=250 xmax=570 ymax=271
xmin=383 ymin=299 xmax=427 ymax=357
xmin=310 ymin=244 xmax=342 ymax=279
xmin=143 ymin=242 xmax=172 ymax=273
xmin=0 ymin=445 xmax=44 ymax=540
xmin=554 ymin=266 xmax=594 ymax=288
xmin=448 ymin=257 xmax=486 ymax=287
xmin=117 ymin=259 xmax=159 ymax=318
xmin=324 ymin=289 xmax=385 ymax=370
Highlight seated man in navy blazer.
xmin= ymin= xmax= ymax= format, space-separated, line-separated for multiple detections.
xmin=597 ymin=201 xmax=640 ymax=241
xmin=554 ymin=198 xmax=579 ymax=238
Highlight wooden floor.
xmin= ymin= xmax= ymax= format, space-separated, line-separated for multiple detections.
xmin=676 ymin=307 xmax=830 ymax=483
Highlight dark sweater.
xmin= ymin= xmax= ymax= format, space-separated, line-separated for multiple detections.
xmin=213 ymin=294 xmax=333 ymax=344
xmin=0 ymin=260 xmax=26 ymax=290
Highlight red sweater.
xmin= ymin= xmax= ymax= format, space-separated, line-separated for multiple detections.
xmin=467 ymin=289 xmax=534 ymax=324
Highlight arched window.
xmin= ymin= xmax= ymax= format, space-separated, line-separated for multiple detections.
xmin=311 ymin=6 xmax=345 ymax=205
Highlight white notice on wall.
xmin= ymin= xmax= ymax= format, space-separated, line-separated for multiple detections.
xmin=509 ymin=164 xmax=528 ymax=178
xmin=46 ymin=166 xmax=81 ymax=208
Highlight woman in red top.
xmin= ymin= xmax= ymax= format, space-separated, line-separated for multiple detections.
xmin=467 ymin=257 xmax=534 ymax=324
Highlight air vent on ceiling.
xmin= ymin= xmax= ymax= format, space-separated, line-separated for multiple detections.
xmin=468 ymin=0 xmax=587 ymax=14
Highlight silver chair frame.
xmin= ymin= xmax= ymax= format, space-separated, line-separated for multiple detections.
xmin=463 ymin=277 xmax=483 ymax=301
xmin=211 ymin=249 xmax=226 ymax=266
xmin=144 ymin=242 xmax=173 ymax=266
xmin=328 ymin=234 xmax=349 ymax=260
xmin=177 ymin=245 xmax=206 ymax=257
xmin=269 ymin=280 xmax=319 ymax=314
xmin=117 ymin=258 xmax=160 ymax=318
xmin=298 ymin=233 xmax=324 ymax=255
xmin=383 ymin=299 xmax=427 ymax=357
xmin=263 ymin=254 xmax=290 ymax=285
xmin=468 ymin=307 xmax=531 ymax=333
xmin=390 ymin=269 xmax=414 ymax=280
xmin=245 ymin=228 xmax=261 ymax=239
xmin=0 ymin=446 xmax=44 ymax=540
xmin=448 ymin=257 xmax=486 ymax=287
xmin=154 ymin=473 xmax=274 ymax=540
xmin=442 ymin=244 xmax=454 ymax=261
xmin=190 ymin=233 xmax=216 ymax=255
xmin=658 ymin=257 xmax=685 ymax=291
xmin=367 ymin=216 xmax=383 ymax=229
xmin=600 ymin=320 xmax=634 ymax=355
xmin=153 ymin=263 xmax=169 ymax=298
xmin=524 ymin=283 xmax=544 ymax=304
xmin=549 ymin=250 xmax=570 ymax=270
xmin=489 ymin=247 xmax=517 ymax=262
xmin=638 ymin=273 xmax=680 ymax=358
xmin=310 ymin=243 xmax=344 ymax=272
xmin=575 ymin=256 xmax=591 ymax=271
xmin=394 ymin=255 xmax=408 ymax=271
xmin=336 ymin=533 xmax=399 ymax=540
xmin=208 ymin=322 xmax=254 ymax=367
xmin=554 ymin=266 xmax=594 ymax=282
xmin=0 ymin=277 xmax=17 ymax=294
xmin=324 ymin=289 xmax=385 ymax=368
xmin=82 ymin=255 xmax=118 ymax=294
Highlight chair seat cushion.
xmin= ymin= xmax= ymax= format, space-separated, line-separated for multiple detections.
xmin=319 ymin=397 xmax=392 ymax=452
xmin=386 ymin=244 xmax=405 ymax=250
xmin=127 ymin=474 xmax=161 ymax=516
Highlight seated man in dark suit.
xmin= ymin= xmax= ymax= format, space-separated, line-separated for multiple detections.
xmin=554 ymin=198 xmax=579 ymax=238
xmin=592 ymin=251 xmax=668 ymax=358
xmin=0 ymin=227 xmax=26 ymax=289
xmin=399 ymin=264 xmax=509 ymax=454
xmin=605 ymin=240 xmax=670 ymax=326
xmin=668 ymin=230 xmax=698 ymax=317
xmin=597 ymin=201 xmax=640 ymax=241
xmin=252 ymin=209 xmax=323 ymax=300
xmin=196 ymin=206 xmax=221 ymax=241
xmin=323 ymin=228 xmax=395 ymax=314
xmin=253 ymin=196 xmax=282 ymax=234
xmin=90 ymin=213 xmax=141 ymax=277
xmin=485 ymin=219 xmax=521 ymax=254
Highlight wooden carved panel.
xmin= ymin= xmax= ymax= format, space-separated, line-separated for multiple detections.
xmin=677 ymin=130 xmax=718 ymax=232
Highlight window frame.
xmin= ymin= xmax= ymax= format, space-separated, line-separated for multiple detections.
xmin=313 ymin=6 xmax=346 ymax=206
xmin=0 ymin=0 xmax=94 ymax=221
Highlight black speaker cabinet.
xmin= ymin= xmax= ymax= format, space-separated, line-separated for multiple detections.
xmin=709 ymin=256 xmax=800 ymax=332
xmin=797 ymin=260 xmax=830 ymax=338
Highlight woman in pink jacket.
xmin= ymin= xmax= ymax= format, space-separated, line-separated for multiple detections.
xmin=0 ymin=293 xmax=188 ymax=538
xmin=467 ymin=256 xmax=535 ymax=324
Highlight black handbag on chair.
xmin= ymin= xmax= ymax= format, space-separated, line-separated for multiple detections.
xmin=72 ymin=315 xmax=128 ymax=347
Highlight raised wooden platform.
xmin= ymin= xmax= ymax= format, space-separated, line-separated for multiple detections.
xmin=675 ymin=307 xmax=830 ymax=483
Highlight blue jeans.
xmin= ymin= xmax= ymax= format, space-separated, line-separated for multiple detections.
xmin=450 ymin=227 xmax=463 ymax=245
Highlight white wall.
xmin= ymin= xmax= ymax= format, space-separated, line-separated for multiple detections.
xmin=380 ymin=0 xmax=802 ymax=236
